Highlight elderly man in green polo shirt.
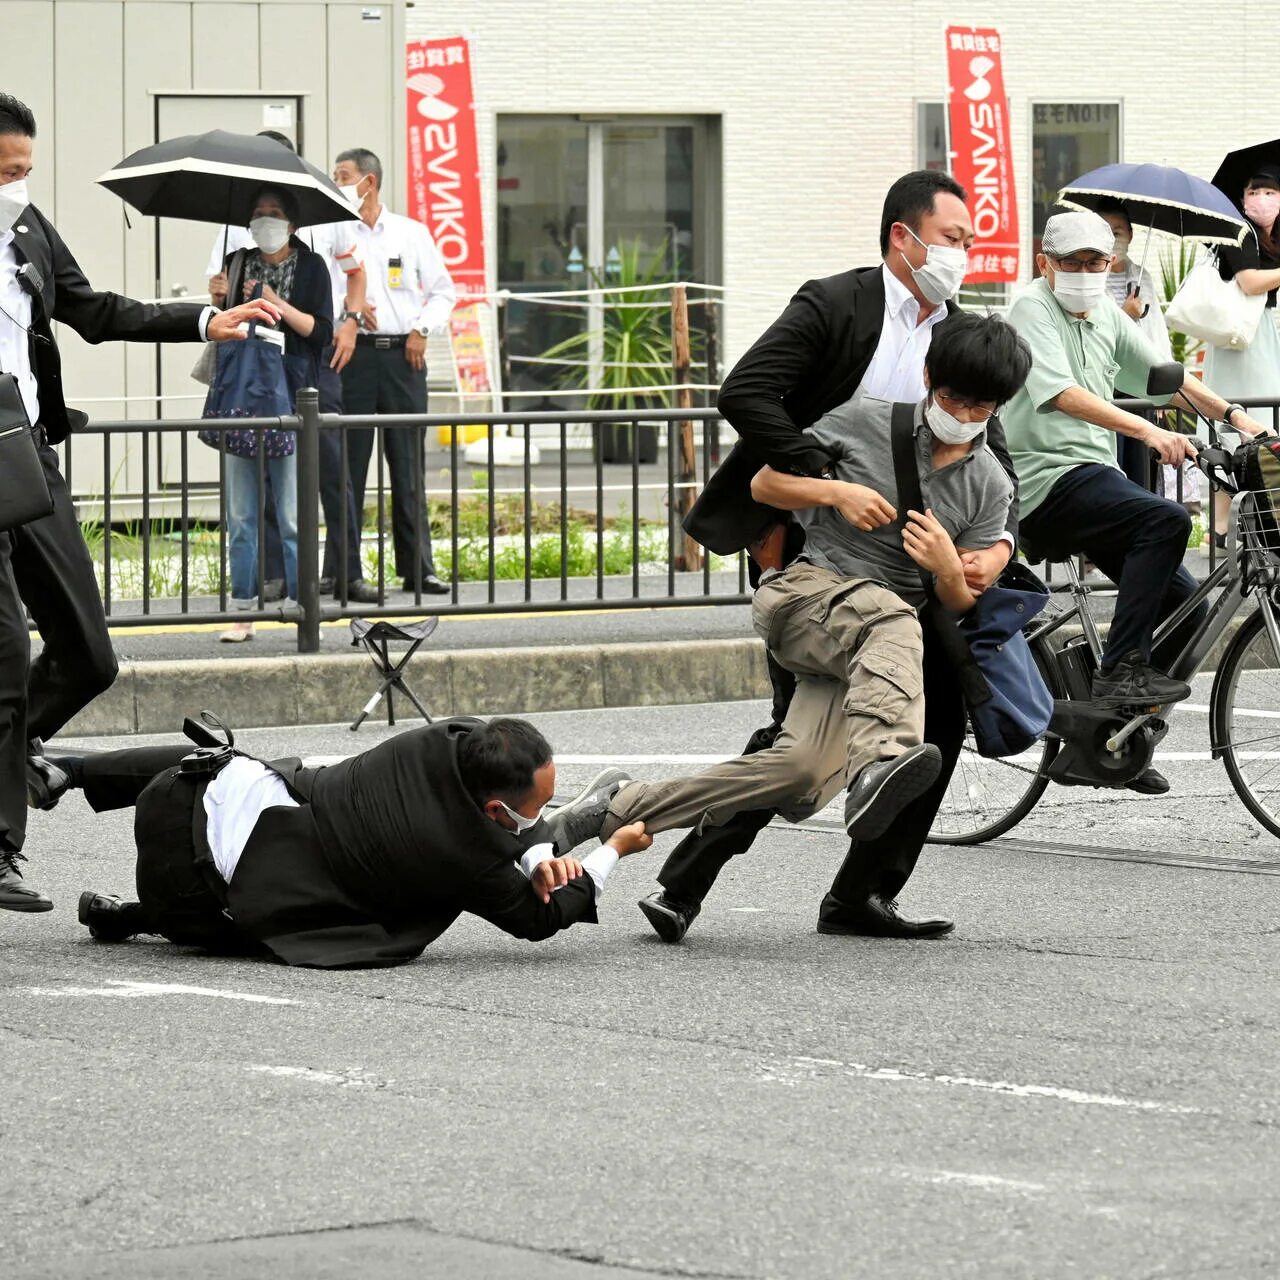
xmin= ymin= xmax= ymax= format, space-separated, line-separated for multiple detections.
xmin=1003 ymin=209 xmax=1268 ymax=793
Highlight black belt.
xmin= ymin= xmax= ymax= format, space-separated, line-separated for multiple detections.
xmin=356 ymin=333 xmax=409 ymax=350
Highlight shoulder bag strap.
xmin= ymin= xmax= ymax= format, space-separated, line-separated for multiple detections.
xmin=889 ymin=402 xmax=990 ymax=704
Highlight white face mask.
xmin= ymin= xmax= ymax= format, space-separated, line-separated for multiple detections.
xmin=0 ymin=178 xmax=29 ymax=231
xmin=249 ymin=215 xmax=290 ymax=254
xmin=901 ymin=224 xmax=969 ymax=305
xmin=1051 ymin=267 xmax=1110 ymax=314
xmin=338 ymin=177 xmax=366 ymax=209
xmin=926 ymin=398 xmax=986 ymax=445
xmin=498 ymin=798 xmax=547 ymax=833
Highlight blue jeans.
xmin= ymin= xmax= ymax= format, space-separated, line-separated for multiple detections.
xmin=225 ymin=452 xmax=298 ymax=602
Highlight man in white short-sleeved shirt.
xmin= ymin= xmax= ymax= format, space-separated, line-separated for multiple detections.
xmin=331 ymin=147 xmax=456 ymax=595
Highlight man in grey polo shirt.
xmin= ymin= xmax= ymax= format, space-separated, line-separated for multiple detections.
xmin=593 ymin=315 xmax=1031 ymax=929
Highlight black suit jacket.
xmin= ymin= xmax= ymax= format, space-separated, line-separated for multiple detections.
xmin=686 ymin=264 xmax=1020 ymax=554
xmin=12 ymin=204 xmax=205 ymax=443
xmin=225 ymin=718 xmax=598 ymax=968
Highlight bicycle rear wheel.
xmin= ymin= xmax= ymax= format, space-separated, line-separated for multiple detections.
xmin=1212 ymin=606 xmax=1280 ymax=839
xmin=929 ymin=645 xmax=1059 ymax=845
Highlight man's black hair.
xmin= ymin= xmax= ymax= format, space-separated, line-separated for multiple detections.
xmin=925 ymin=311 xmax=1032 ymax=406
xmin=0 ymin=94 xmax=36 ymax=139
xmin=335 ymin=147 xmax=382 ymax=189
xmin=457 ymin=717 xmax=553 ymax=808
xmin=257 ymin=130 xmax=295 ymax=153
xmin=1093 ymin=196 xmax=1131 ymax=230
xmin=879 ymin=170 xmax=967 ymax=255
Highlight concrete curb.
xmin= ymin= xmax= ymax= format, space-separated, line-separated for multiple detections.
xmin=59 ymin=613 xmax=1251 ymax=738
xmin=61 ymin=638 xmax=775 ymax=737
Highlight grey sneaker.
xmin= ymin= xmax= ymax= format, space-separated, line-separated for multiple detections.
xmin=545 ymin=767 xmax=632 ymax=854
xmin=844 ymin=744 xmax=942 ymax=841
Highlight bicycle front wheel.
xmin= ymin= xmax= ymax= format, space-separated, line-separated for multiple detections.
xmin=929 ymin=643 xmax=1060 ymax=845
xmin=1212 ymin=605 xmax=1280 ymax=839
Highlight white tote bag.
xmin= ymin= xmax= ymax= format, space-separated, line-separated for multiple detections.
xmin=1165 ymin=258 xmax=1266 ymax=350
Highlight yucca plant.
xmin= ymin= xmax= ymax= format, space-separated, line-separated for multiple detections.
xmin=537 ymin=239 xmax=700 ymax=462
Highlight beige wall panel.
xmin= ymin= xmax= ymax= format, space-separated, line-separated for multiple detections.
xmin=260 ymin=2 xmax=327 ymax=168
xmin=54 ymin=0 xmax=126 ymax=498
xmin=6 ymin=3 xmax=56 ymax=213
xmin=124 ymin=2 xmax=193 ymax=442
xmin=327 ymin=2 xmax=394 ymax=204
xmin=192 ymin=2 xmax=259 ymax=88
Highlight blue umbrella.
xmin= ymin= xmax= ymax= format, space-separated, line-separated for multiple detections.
xmin=1057 ymin=162 xmax=1250 ymax=247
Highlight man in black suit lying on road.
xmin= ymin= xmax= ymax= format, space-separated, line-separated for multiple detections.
xmin=35 ymin=718 xmax=642 ymax=969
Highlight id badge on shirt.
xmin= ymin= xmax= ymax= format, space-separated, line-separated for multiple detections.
xmin=387 ymin=256 xmax=404 ymax=290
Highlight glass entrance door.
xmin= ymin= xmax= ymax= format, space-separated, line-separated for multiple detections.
xmin=497 ymin=115 xmax=718 ymax=410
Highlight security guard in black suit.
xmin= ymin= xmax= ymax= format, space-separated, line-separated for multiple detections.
xmin=640 ymin=171 xmax=1023 ymax=943
xmin=0 ymin=94 xmax=281 ymax=912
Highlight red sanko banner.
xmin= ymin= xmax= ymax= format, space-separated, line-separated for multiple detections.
xmin=945 ymin=26 xmax=1019 ymax=284
xmin=406 ymin=36 xmax=486 ymax=301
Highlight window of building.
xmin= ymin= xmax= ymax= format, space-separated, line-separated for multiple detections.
xmin=496 ymin=115 xmax=721 ymax=410
xmin=1031 ymin=102 xmax=1121 ymax=265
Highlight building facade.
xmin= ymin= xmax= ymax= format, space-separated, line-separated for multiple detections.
xmin=7 ymin=0 xmax=1274 ymax=489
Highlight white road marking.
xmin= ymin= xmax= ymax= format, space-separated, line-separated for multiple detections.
xmin=919 ymin=1170 xmax=1048 ymax=1195
xmin=1182 ymin=703 xmax=1280 ymax=720
xmin=18 ymin=980 xmax=296 ymax=1005
xmin=245 ymin=1064 xmax=385 ymax=1088
xmin=786 ymin=1055 xmax=1201 ymax=1115
xmin=729 ymin=907 xmax=767 ymax=913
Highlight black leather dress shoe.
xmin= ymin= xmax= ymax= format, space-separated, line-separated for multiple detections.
xmin=638 ymin=891 xmax=700 ymax=943
xmin=404 ymin=573 xmax=450 ymax=595
xmin=78 ymin=891 xmax=144 ymax=942
xmin=345 ymin=580 xmax=382 ymax=604
xmin=26 ymin=754 xmax=71 ymax=810
xmin=0 ymin=849 xmax=53 ymax=912
xmin=817 ymin=893 xmax=954 ymax=939
xmin=318 ymin=576 xmax=336 ymax=593
xmin=844 ymin=744 xmax=942 ymax=841
xmin=1126 ymin=766 xmax=1170 ymax=796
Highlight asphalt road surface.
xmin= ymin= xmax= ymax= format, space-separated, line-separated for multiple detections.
xmin=4 ymin=683 xmax=1280 ymax=1278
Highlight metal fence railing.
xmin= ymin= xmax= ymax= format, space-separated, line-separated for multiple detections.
xmin=63 ymin=396 xmax=750 ymax=653
xmin=60 ymin=391 xmax=1280 ymax=652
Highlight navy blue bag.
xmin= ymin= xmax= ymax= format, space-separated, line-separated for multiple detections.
xmin=890 ymin=403 xmax=1053 ymax=758
xmin=198 ymin=278 xmax=294 ymax=460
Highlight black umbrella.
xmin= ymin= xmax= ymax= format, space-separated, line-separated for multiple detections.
xmin=95 ymin=129 xmax=358 ymax=228
xmin=1212 ymin=139 xmax=1280 ymax=208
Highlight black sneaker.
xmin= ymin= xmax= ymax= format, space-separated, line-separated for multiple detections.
xmin=545 ymin=768 xmax=632 ymax=854
xmin=844 ymin=744 xmax=943 ymax=841
xmin=637 ymin=891 xmax=700 ymax=943
xmin=1091 ymin=652 xmax=1191 ymax=710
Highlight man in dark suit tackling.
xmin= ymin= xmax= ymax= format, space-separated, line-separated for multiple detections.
xmin=0 ymin=94 xmax=279 ymax=913
xmin=36 ymin=717 xmax=644 ymax=968
xmin=636 ymin=171 xmax=1021 ymax=944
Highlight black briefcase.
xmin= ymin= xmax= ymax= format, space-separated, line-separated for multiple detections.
xmin=0 ymin=372 xmax=53 ymax=532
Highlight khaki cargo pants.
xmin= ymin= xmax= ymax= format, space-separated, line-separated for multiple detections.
xmin=608 ymin=562 xmax=926 ymax=836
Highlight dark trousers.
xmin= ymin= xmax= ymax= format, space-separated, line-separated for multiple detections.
xmin=0 ymin=442 xmax=118 ymax=853
xmin=658 ymin=617 xmax=968 ymax=916
xmin=83 ymin=745 xmax=254 ymax=952
xmin=316 ymin=349 xmax=365 ymax=587
xmin=340 ymin=341 xmax=435 ymax=581
xmin=1021 ymin=463 xmax=1203 ymax=670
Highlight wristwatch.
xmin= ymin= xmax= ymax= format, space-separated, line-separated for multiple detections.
xmin=1224 ymin=403 xmax=1246 ymax=427
xmin=339 ymin=308 xmax=364 ymax=328
xmin=412 ymin=321 xmax=431 ymax=338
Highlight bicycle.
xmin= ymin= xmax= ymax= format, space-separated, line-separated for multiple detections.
xmin=930 ymin=425 xmax=1280 ymax=845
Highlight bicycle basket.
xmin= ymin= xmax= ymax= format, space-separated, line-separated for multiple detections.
xmin=1233 ymin=438 xmax=1280 ymax=577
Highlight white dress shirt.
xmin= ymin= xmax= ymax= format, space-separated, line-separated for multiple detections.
xmin=334 ymin=205 xmax=455 ymax=336
xmin=0 ymin=228 xmax=41 ymax=424
xmin=203 ymin=757 xmax=299 ymax=884
xmin=859 ymin=264 xmax=949 ymax=403
xmin=519 ymin=843 xmax=620 ymax=903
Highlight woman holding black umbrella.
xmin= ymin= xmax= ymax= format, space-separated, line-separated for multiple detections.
xmin=1205 ymin=165 xmax=1280 ymax=544
xmin=210 ymin=186 xmax=333 ymax=641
